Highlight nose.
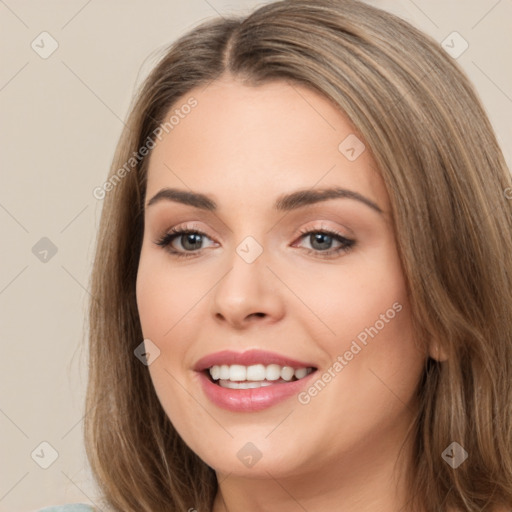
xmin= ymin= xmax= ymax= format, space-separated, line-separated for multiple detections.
xmin=210 ymin=244 xmax=285 ymax=330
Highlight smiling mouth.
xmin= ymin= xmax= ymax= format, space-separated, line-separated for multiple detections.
xmin=204 ymin=364 xmax=316 ymax=389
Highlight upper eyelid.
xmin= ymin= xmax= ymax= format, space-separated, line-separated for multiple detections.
xmin=162 ymin=222 xmax=352 ymax=240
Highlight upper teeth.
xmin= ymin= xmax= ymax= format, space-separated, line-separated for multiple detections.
xmin=208 ymin=364 xmax=313 ymax=382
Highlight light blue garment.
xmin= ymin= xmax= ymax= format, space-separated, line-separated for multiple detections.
xmin=36 ymin=505 xmax=95 ymax=512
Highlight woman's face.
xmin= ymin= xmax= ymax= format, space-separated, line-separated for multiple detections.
xmin=136 ymin=76 xmax=426 ymax=480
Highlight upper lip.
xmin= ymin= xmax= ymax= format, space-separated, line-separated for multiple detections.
xmin=193 ymin=349 xmax=317 ymax=372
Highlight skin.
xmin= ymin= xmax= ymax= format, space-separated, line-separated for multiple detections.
xmin=136 ymin=76 xmax=429 ymax=512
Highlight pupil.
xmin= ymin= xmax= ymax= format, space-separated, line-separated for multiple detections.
xmin=183 ymin=233 xmax=202 ymax=250
xmin=311 ymin=233 xmax=332 ymax=250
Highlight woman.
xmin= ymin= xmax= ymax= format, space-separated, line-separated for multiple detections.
xmin=40 ymin=0 xmax=512 ymax=510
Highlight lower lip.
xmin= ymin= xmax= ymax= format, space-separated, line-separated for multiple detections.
xmin=196 ymin=370 xmax=317 ymax=412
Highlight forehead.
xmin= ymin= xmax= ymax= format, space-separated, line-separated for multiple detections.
xmin=145 ymin=77 xmax=388 ymax=213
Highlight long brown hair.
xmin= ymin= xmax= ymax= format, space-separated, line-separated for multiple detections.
xmin=85 ymin=0 xmax=512 ymax=510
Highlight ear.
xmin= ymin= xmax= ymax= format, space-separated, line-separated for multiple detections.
xmin=428 ymin=339 xmax=448 ymax=362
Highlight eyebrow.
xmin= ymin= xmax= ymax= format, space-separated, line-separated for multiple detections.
xmin=146 ymin=187 xmax=383 ymax=214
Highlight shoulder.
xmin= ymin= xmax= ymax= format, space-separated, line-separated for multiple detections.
xmin=34 ymin=505 xmax=96 ymax=512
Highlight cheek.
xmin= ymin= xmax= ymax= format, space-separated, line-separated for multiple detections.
xmin=329 ymin=266 xmax=423 ymax=417
xmin=339 ymin=266 xmax=409 ymax=349
xmin=136 ymin=248 xmax=202 ymax=339
xmin=135 ymin=251 xmax=204 ymax=431
xmin=302 ymin=241 xmax=423 ymax=398
xmin=291 ymin=243 xmax=410 ymax=354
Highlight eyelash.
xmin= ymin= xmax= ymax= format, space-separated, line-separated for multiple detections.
xmin=154 ymin=225 xmax=355 ymax=260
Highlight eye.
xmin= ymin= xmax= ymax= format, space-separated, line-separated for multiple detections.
xmin=154 ymin=225 xmax=216 ymax=259
xmin=154 ymin=224 xmax=355 ymax=259
xmin=293 ymin=227 xmax=355 ymax=258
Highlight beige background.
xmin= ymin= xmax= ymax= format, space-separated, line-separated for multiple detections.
xmin=0 ymin=0 xmax=510 ymax=510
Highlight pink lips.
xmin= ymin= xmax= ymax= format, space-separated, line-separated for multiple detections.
xmin=196 ymin=370 xmax=317 ymax=412
xmin=193 ymin=349 xmax=318 ymax=412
